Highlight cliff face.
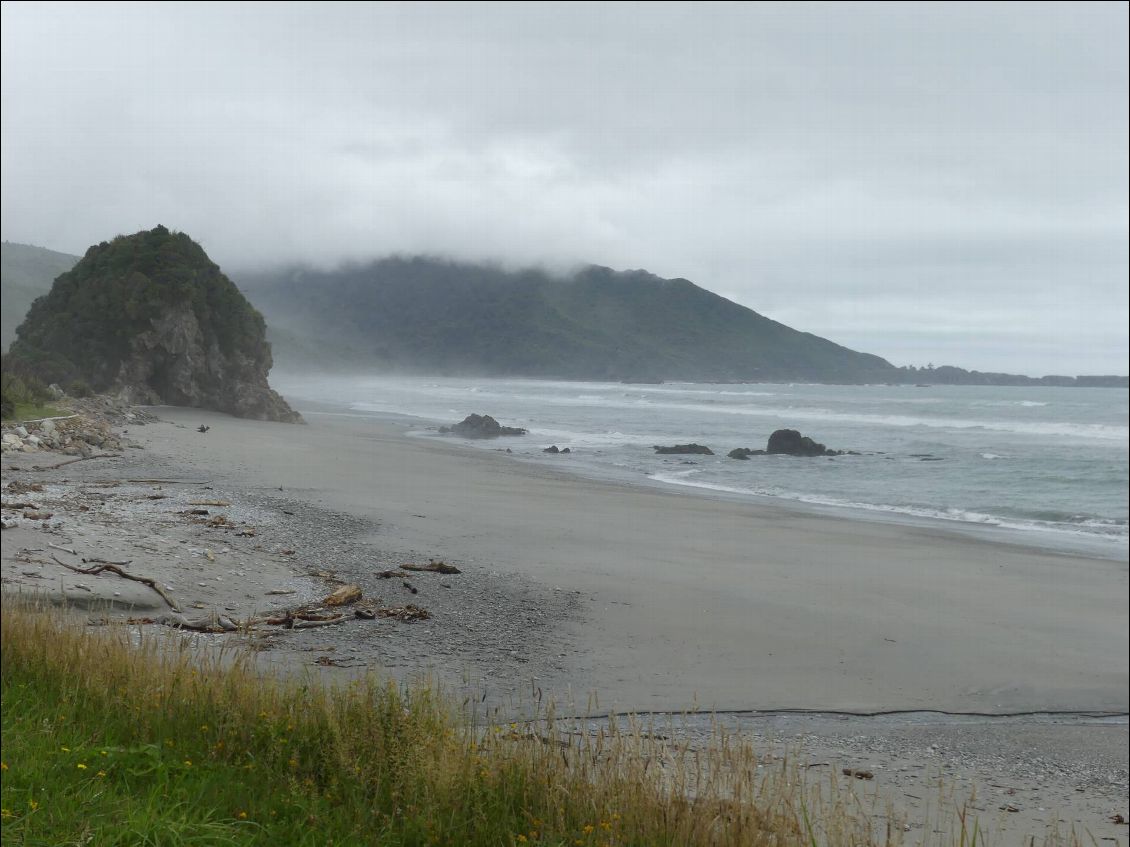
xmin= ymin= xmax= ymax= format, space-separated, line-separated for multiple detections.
xmin=10 ymin=226 xmax=300 ymax=422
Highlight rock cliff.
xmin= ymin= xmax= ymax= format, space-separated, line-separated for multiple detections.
xmin=8 ymin=226 xmax=300 ymax=422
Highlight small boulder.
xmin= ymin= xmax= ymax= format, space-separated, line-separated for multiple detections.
xmin=543 ymin=445 xmax=560 ymax=453
xmin=653 ymin=444 xmax=714 ymax=455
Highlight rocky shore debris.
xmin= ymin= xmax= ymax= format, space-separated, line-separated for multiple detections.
xmin=542 ymin=445 xmax=571 ymax=454
xmin=439 ymin=413 xmax=527 ymax=438
xmin=842 ymin=767 xmax=875 ymax=780
xmin=653 ymin=444 xmax=714 ymax=455
xmin=2 ymin=415 xmax=129 ymax=458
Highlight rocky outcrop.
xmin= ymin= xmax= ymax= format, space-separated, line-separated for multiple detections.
xmin=440 ymin=414 xmax=527 ymax=438
xmin=653 ymin=444 xmax=714 ymax=455
xmin=114 ymin=303 xmax=300 ymax=422
xmin=542 ymin=445 xmax=571 ymax=454
xmin=766 ymin=429 xmax=839 ymax=456
xmin=8 ymin=227 xmax=300 ymax=423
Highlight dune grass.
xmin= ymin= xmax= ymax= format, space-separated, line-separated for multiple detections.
xmin=0 ymin=602 xmax=1087 ymax=847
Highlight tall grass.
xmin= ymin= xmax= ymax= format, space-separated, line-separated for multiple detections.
xmin=0 ymin=603 xmax=1082 ymax=846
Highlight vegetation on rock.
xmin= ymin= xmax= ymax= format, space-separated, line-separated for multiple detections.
xmin=8 ymin=227 xmax=299 ymax=422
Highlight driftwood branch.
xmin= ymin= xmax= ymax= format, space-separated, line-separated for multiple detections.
xmin=83 ymin=556 xmax=134 ymax=567
xmin=50 ymin=554 xmax=179 ymax=611
xmin=402 ymin=561 xmax=461 ymax=574
xmin=32 ymin=453 xmax=123 ymax=471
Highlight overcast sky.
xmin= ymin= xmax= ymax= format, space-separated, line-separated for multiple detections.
xmin=2 ymin=2 xmax=1127 ymax=375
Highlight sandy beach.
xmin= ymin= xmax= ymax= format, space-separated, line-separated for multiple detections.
xmin=130 ymin=406 xmax=1129 ymax=713
xmin=2 ymin=403 xmax=1127 ymax=842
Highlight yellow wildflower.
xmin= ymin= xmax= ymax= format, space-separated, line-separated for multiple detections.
xmin=583 ymin=825 xmax=595 ymax=834
xmin=28 ymin=799 xmax=39 ymax=811
xmin=77 ymin=763 xmax=88 ymax=770
xmin=238 ymin=811 xmax=248 ymax=819
xmin=97 ymin=771 xmax=106 ymax=778
xmin=183 ymin=760 xmax=192 ymax=767
xmin=517 ymin=836 xmax=527 ymax=844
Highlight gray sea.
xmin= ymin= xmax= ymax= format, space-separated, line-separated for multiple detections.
xmin=275 ymin=374 xmax=1129 ymax=559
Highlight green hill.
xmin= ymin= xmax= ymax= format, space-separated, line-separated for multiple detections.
xmin=241 ymin=258 xmax=900 ymax=383
xmin=1 ymin=242 xmax=80 ymax=350
xmin=9 ymin=227 xmax=299 ymax=421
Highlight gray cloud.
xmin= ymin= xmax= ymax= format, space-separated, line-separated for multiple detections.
xmin=2 ymin=1 xmax=1126 ymax=374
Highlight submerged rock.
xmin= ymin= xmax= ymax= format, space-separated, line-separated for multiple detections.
xmin=727 ymin=447 xmax=766 ymax=460
xmin=440 ymin=413 xmax=527 ymax=438
xmin=653 ymin=444 xmax=714 ymax=455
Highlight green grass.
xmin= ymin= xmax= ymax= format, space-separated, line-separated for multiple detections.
xmin=0 ymin=604 xmax=1088 ymax=847
xmin=1 ymin=603 xmax=843 ymax=847
xmin=1 ymin=402 xmax=60 ymax=423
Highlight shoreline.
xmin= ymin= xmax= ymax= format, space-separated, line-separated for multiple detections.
xmin=131 ymin=404 xmax=1130 ymax=715
xmin=288 ymin=388 xmax=1129 ymax=564
xmin=3 ymin=402 xmax=1127 ymax=843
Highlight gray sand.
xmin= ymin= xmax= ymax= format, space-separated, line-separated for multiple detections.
xmin=133 ymin=406 xmax=1127 ymax=715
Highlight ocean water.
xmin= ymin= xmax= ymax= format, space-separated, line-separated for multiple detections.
xmin=275 ymin=374 xmax=1129 ymax=557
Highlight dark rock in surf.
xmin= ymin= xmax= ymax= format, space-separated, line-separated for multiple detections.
xmin=727 ymin=447 xmax=766 ymax=460
xmin=653 ymin=444 xmax=714 ymax=455
xmin=439 ymin=413 xmax=527 ymax=439
xmin=766 ymin=429 xmax=840 ymax=457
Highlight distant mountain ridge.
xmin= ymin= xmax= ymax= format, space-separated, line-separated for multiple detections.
xmin=1 ymin=242 xmax=79 ymax=349
xmin=241 ymin=258 xmax=899 ymax=383
xmin=2 ymin=243 xmax=1125 ymax=386
xmin=240 ymin=257 xmax=1127 ymax=387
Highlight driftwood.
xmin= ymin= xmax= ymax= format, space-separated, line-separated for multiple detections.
xmin=83 ymin=556 xmax=133 ymax=567
xmin=32 ymin=453 xmax=123 ymax=471
xmin=375 ymin=569 xmax=408 ymax=579
xmin=842 ymin=768 xmax=874 ymax=780
xmin=378 ymin=604 xmax=430 ymax=622
xmin=402 ymin=560 xmax=461 ymax=574
xmin=324 ymin=584 xmax=362 ymax=606
xmin=157 ymin=612 xmax=240 ymax=632
xmin=48 ymin=543 xmax=79 ymax=555
xmin=50 ymin=554 xmax=180 ymax=611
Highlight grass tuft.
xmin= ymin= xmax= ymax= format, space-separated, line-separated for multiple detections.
xmin=0 ymin=602 xmax=1086 ymax=846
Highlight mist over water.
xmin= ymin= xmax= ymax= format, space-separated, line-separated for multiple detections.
xmin=276 ymin=374 xmax=1129 ymax=557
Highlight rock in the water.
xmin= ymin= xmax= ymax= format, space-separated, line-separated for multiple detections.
xmin=440 ymin=413 xmax=527 ymax=438
xmin=653 ymin=444 xmax=714 ymax=455
xmin=765 ymin=429 xmax=839 ymax=457
xmin=727 ymin=447 xmax=766 ymax=460
xmin=543 ymin=445 xmax=560 ymax=453
xmin=7 ymin=226 xmax=301 ymax=423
